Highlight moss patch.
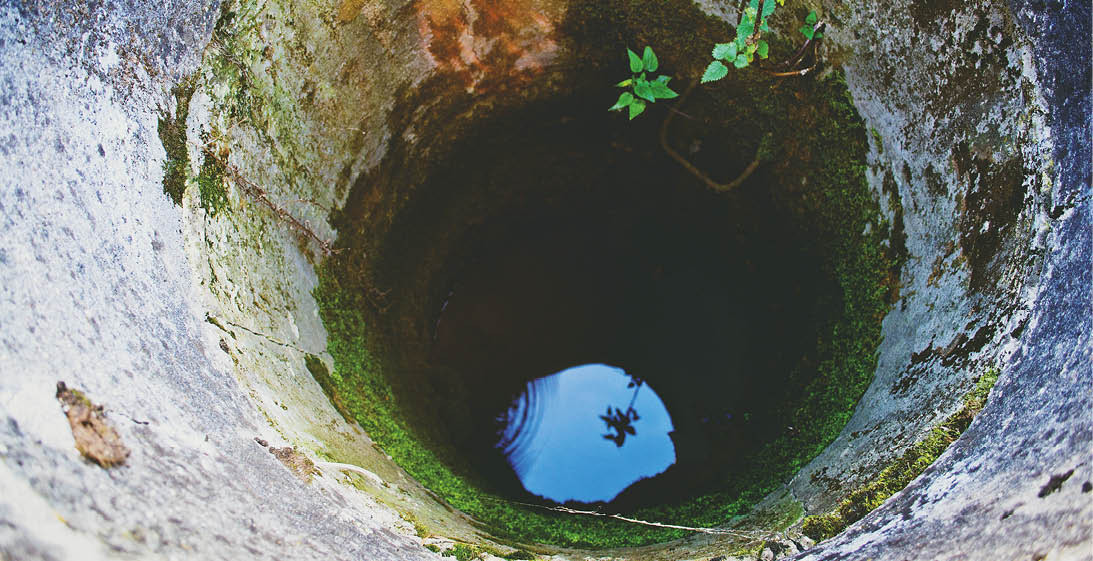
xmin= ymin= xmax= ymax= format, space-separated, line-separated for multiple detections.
xmin=802 ymin=368 xmax=1001 ymax=542
xmin=196 ymin=145 xmax=230 ymax=216
xmin=157 ymin=76 xmax=197 ymax=205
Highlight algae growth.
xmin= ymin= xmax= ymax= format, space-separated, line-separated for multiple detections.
xmin=802 ymin=368 xmax=1001 ymax=542
xmin=157 ymin=77 xmax=197 ymax=206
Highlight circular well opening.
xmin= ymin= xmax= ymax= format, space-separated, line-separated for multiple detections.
xmin=317 ymin=13 xmax=900 ymax=549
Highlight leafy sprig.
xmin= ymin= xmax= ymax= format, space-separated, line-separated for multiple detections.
xmin=703 ymin=0 xmax=784 ymax=82
xmin=799 ymin=10 xmax=824 ymax=40
xmin=702 ymin=2 xmax=823 ymax=83
xmin=610 ymin=46 xmax=679 ymax=120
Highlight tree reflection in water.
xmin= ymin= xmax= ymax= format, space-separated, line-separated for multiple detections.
xmin=599 ymin=376 xmax=644 ymax=447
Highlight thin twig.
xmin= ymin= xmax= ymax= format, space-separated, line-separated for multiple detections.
xmin=660 ymin=82 xmax=763 ymax=193
xmin=668 ymin=106 xmax=697 ymax=120
xmin=773 ymin=21 xmax=826 ymax=71
xmin=503 ymin=500 xmax=774 ymax=541
xmin=749 ymin=0 xmax=766 ymax=44
xmin=190 ymin=140 xmax=341 ymax=256
xmin=315 ymin=461 xmax=386 ymax=485
xmin=761 ymin=64 xmax=817 ymax=77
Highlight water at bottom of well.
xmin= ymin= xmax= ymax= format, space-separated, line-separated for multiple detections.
xmin=496 ymin=363 xmax=676 ymax=504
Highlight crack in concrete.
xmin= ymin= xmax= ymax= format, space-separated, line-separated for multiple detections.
xmin=207 ymin=314 xmax=316 ymax=355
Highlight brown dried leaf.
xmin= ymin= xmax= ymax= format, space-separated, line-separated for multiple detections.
xmin=56 ymin=382 xmax=130 ymax=468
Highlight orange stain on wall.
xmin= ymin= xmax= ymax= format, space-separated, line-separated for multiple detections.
xmin=415 ymin=0 xmax=560 ymax=92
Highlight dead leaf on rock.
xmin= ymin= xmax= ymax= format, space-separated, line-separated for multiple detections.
xmin=56 ymin=381 xmax=130 ymax=468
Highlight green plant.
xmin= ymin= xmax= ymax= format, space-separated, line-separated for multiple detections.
xmin=798 ymin=9 xmax=824 ymax=40
xmin=702 ymin=1 xmax=824 ymax=82
xmin=609 ymin=46 xmax=679 ymax=119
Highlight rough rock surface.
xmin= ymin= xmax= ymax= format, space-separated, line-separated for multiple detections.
xmin=789 ymin=0 xmax=1092 ymax=559
xmin=0 ymin=1 xmax=438 ymax=560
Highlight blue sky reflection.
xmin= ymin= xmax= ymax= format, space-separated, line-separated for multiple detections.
xmin=497 ymin=364 xmax=676 ymax=504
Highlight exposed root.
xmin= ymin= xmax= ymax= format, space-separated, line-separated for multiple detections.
xmin=192 ymin=141 xmax=341 ymax=256
xmin=659 ymin=81 xmax=764 ymax=193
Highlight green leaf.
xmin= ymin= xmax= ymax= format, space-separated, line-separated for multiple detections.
xmin=757 ymin=40 xmax=769 ymax=59
xmin=734 ymin=53 xmax=749 ymax=68
xmin=815 ymin=30 xmax=824 ymax=39
xmin=712 ymin=42 xmax=737 ymax=61
xmin=738 ymin=19 xmax=754 ymax=38
xmin=701 ymin=60 xmax=729 ymax=83
xmin=650 ymin=80 xmax=678 ymax=99
xmin=642 ymin=46 xmax=658 ymax=72
xmin=627 ymin=48 xmax=643 ymax=73
xmin=615 ymin=78 xmax=632 ymax=87
xmin=655 ymin=74 xmax=671 ymax=84
xmin=628 ymin=99 xmax=646 ymax=120
xmin=609 ymin=91 xmax=634 ymax=111
xmin=805 ymin=10 xmax=818 ymax=25
xmin=761 ymin=0 xmax=775 ymax=17
xmin=760 ymin=19 xmax=770 ymax=32
xmin=747 ymin=43 xmax=757 ymax=54
xmin=748 ymin=0 xmax=759 ymax=11
xmin=634 ymin=81 xmax=655 ymax=102
xmin=800 ymin=24 xmax=814 ymax=39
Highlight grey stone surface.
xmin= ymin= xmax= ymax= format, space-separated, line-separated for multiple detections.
xmin=0 ymin=1 xmax=437 ymax=560
xmin=785 ymin=0 xmax=1058 ymax=514
xmin=790 ymin=0 xmax=1093 ymax=559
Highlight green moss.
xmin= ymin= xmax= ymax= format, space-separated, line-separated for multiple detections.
xmin=400 ymin=511 xmax=431 ymax=538
xmin=197 ymin=147 xmax=229 ymax=216
xmin=801 ymin=368 xmax=1001 ymax=542
xmin=500 ymin=550 xmax=537 ymax=560
xmin=304 ymin=353 xmax=354 ymax=422
xmin=443 ymin=544 xmax=480 ymax=561
xmin=157 ymin=76 xmax=197 ymax=205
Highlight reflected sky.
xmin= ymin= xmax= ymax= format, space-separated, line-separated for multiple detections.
xmin=496 ymin=364 xmax=676 ymax=504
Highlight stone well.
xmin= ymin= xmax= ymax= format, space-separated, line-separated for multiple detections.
xmin=0 ymin=0 xmax=1088 ymax=559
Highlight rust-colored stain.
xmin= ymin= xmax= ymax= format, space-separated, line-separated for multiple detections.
xmin=415 ymin=0 xmax=560 ymax=92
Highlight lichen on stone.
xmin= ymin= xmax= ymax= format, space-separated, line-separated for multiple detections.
xmin=269 ymin=445 xmax=320 ymax=483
